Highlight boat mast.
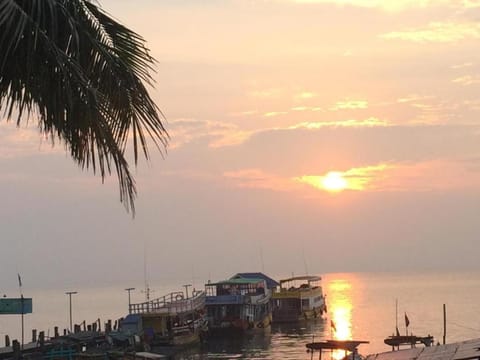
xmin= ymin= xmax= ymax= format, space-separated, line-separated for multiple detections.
xmin=395 ymin=299 xmax=398 ymax=335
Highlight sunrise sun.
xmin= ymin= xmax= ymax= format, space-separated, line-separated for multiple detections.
xmin=321 ymin=171 xmax=348 ymax=192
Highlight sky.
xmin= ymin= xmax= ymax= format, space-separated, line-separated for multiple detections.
xmin=1 ymin=0 xmax=480 ymax=293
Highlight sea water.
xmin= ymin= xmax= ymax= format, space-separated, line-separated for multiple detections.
xmin=1 ymin=271 xmax=479 ymax=359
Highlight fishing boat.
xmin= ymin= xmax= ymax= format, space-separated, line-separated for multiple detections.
xmin=122 ymin=289 xmax=207 ymax=347
xmin=205 ymin=275 xmax=273 ymax=335
xmin=272 ymin=275 xmax=327 ymax=323
xmin=384 ymin=334 xmax=434 ymax=349
xmin=384 ymin=304 xmax=434 ymax=350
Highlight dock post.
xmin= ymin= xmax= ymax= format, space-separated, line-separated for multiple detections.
xmin=32 ymin=329 xmax=37 ymax=343
xmin=39 ymin=332 xmax=45 ymax=352
xmin=5 ymin=335 xmax=10 ymax=347
xmin=443 ymin=304 xmax=447 ymax=344
xmin=12 ymin=340 xmax=20 ymax=360
xmin=54 ymin=326 xmax=59 ymax=338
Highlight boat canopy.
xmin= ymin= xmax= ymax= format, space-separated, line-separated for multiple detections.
xmin=206 ymin=278 xmax=265 ymax=286
xmin=279 ymin=275 xmax=321 ymax=284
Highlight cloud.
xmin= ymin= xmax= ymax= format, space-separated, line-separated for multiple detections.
xmin=452 ymin=75 xmax=480 ymax=85
xmin=168 ymin=118 xmax=250 ymax=148
xmin=381 ymin=22 xmax=480 ymax=43
xmin=263 ymin=111 xmax=289 ymax=117
xmin=451 ymin=62 xmax=474 ymax=69
xmin=281 ymin=0 xmax=472 ymax=12
xmin=289 ymin=117 xmax=388 ymax=129
xmin=0 ymin=122 xmax=59 ymax=159
xmin=294 ymin=92 xmax=318 ymax=100
xmin=223 ymin=158 xmax=480 ymax=196
xmin=295 ymin=163 xmax=391 ymax=192
xmin=223 ymin=168 xmax=294 ymax=192
xmin=249 ymin=88 xmax=284 ymax=98
xmin=330 ymin=100 xmax=368 ymax=110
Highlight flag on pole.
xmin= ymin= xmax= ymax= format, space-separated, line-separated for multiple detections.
xmin=330 ymin=320 xmax=336 ymax=332
xmin=18 ymin=273 xmax=22 ymax=288
xmin=405 ymin=313 xmax=410 ymax=327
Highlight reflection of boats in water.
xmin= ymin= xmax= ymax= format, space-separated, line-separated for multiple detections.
xmin=123 ymin=289 xmax=207 ymax=347
xmin=272 ymin=275 xmax=327 ymax=323
xmin=384 ymin=335 xmax=434 ymax=349
xmin=205 ymin=274 xmax=274 ymax=335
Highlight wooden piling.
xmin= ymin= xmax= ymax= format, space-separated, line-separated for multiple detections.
xmin=32 ymin=329 xmax=37 ymax=343
xmin=12 ymin=340 xmax=20 ymax=360
xmin=5 ymin=335 xmax=10 ymax=347
xmin=54 ymin=326 xmax=59 ymax=338
xmin=39 ymin=331 xmax=45 ymax=351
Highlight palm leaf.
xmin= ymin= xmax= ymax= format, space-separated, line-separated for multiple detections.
xmin=0 ymin=0 xmax=168 ymax=214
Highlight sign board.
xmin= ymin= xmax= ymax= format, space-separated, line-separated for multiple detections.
xmin=0 ymin=298 xmax=33 ymax=314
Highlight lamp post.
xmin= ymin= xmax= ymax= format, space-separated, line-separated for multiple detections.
xmin=65 ymin=291 xmax=77 ymax=332
xmin=125 ymin=287 xmax=135 ymax=313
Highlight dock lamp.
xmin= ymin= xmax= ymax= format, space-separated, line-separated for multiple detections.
xmin=65 ymin=291 xmax=77 ymax=332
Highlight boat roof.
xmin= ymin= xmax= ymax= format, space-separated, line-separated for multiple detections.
xmin=366 ymin=338 xmax=480 ymax=360
xmin=306 ymin=340 xmax=369 ymax=352
xmin=231 ymin=272 xmax=280 ymax=288
xmin=280 ymin=275 xmax=321 ymax=284
xmin=206 ymin=278 xmax=266 ymax=286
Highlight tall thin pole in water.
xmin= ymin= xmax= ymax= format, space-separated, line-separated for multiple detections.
xmin=395 ymin=299 xmax=398 ymax=332
xmin=443 ymin=304 xmax=447 ymax=344
xmin=18 ymin=274 xmax=24 ymax=348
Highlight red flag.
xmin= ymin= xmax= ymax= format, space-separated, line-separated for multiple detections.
xmin=405 ymin=313 xmax=410 ymax=327
xmin=330 ymin=320 xmax=336 ymax=332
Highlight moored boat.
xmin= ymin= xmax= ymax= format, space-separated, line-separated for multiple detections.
xmin=272 ymin=275 xmax=327 ymax=323
xmin=384 ymin=335 xmax=434 ymax=349
xmin=122 ymin=289 xmax=207 ymax=348
xmin=205 ymin=275 xmax=273 ymax=335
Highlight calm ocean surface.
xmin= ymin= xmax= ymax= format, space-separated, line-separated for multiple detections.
xmin=1 ymin=271 xmax=479 ymax=359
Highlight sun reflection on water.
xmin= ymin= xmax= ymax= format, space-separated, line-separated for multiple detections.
xmin=327 ymin=275 xmax=356 ymax=360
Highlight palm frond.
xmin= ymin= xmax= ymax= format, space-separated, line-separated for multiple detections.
xmin=0 ymin=0 xmax=168 ymax=214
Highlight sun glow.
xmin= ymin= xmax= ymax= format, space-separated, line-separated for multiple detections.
xmin=321 ymin=172 xmax=348 ymax=192
xmin=295 ymin=164 xmax=391 ymax=193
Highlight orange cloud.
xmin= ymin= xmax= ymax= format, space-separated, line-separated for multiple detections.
xmin=330 ymin=100 xmax=368 ymax=110
xmin=223 ymin=169 xmax=293 ymax=192
xmin=223 ymin=158 xmax=480 ymax=196
xmin=381 ymin=22 xmax=480 ymax=43
xmin=452 ymin=75 xmax=480 ymax=86
xmin=295 ymin=164 xmax=391 ymax=192
xmin=289 ymin=117 xmax=388 ymax=129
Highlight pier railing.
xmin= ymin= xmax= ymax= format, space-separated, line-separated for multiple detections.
xmin=129 ymin=290 xmax=205 ymax=315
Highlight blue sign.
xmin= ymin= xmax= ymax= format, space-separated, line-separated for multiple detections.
xmin=0 ymin=298 xmax=33 ymax=314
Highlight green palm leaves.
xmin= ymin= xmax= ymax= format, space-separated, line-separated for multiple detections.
xmin=0 ymin=0 xmax=168 ymax=214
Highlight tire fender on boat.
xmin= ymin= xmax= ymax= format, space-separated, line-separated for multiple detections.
xmin=175 ymin=294 xmax=184 ymax=301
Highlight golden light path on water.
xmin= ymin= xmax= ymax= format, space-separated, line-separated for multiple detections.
xmin=327 ymin=274 xmax=355 ymax=360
